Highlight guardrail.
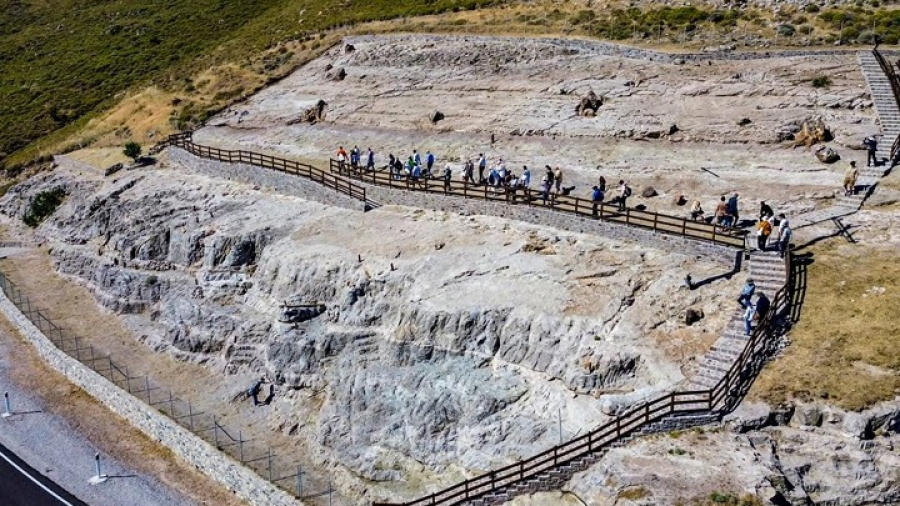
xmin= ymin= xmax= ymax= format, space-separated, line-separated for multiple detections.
xmin=158 ymin=133 xmax=369 ymax=205
xmin=331 ymin=160 xmax=747 ymax=250
xmin=872 ymin=46 xmax=900 ymax=163
xmin=375 ymin=246 xmax=791 ymax=506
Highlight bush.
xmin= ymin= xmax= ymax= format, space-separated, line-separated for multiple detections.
xmin=857 ymin=29 xmax=878 ymax=44
xmin=23 ymin=188 xmax=66 ymax=228
xmin=805 ymin=4 xmax=821 ymax=12
xmin=777 ymin=24 xmax=796 ymax=36
xmin=812 ymin=75 xmax=833 ymax=88
xmin=123 ymin=141 xmax=142 ymax=161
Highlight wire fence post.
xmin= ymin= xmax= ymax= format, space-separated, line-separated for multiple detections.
xmin=214 ymin=416 xmax=219 ymax=448
xmin=296 ymin=465 xmax=303 ymax=497
xmin=239 ymin=431 xmax=244 ymax=462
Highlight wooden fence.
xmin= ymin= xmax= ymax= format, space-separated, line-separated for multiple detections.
xmin=162 ymin=133 xmax=368 ymax=204
xmin=330 ymin=160 xmax=747 ymax=249
xmin=873 ymin=46 xmax=900 ymax=162
xmin=374 ymin=247 xmax=791 ymax=506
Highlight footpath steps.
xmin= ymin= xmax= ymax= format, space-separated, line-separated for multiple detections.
xmin=689 ymin=250 xmax=786 ymax=392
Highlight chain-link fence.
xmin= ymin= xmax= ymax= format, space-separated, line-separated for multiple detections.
xmin=0 ymin=270 xmax=340 ymax=504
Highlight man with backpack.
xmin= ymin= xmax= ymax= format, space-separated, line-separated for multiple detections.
xmin=864 ymin=136 xmax=878 ymax=167
xmin=737 ymin=279 xmax=756 ymax=309
xmin=591 ymin=185 xmax=604 ymax=217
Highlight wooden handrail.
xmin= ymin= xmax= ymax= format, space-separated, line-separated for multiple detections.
xmin=331 ymin=161 xmax=747 ymax=249
xmin=381 ymin=244 xmax=793 ymax=506
xmin=872 ymin=47 xmax=900 ymax=164
xmin=161 ymin=132 xmax=367 ymax=205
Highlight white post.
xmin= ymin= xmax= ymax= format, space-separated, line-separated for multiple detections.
xmin=2 ymin=392 xmax=11 ymax=418
xmin=89 ymin=453 xmax=108 ymax=484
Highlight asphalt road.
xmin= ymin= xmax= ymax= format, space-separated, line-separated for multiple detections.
xmin=0 ymin=441 xmax=87 ymax=506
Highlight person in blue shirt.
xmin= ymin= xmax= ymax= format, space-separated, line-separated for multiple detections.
xmin=591 ymin=185 xmax=604 ymax=216
xmin=413 ymin=150 xmax=421 ymax=167
xmin=737 ymin=279 xmax=755 ymax=309
xmin=522 ymin=166 xmax=531 ymax=188
xmin=366 ymin=148 xmax=375 ymax=171
xmin=426 ymin=151 xmax=435 ymax=172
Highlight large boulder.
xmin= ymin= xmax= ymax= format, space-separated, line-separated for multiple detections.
xmin=815 ymin=146 xmax=840 ymax=164
xmin=429 ymin=110 xmax=445 ymax=124
xmin=641 ymin=186 xmax=658 ymax=198
xmin=576 ymin=90 xmax=603 ymax=117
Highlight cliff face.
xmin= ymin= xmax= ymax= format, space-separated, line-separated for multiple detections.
xmin=0 ymin=154 xmax=740 ymax=486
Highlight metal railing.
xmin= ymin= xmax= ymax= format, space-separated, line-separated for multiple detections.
xmin=331 ymin=160 xmax=747 ymax=249
xmin=374 ymin=247 xmax=792 ymax=506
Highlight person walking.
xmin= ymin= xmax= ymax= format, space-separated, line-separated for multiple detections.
xmin=366 ymin=148 xmax=375 ymax=171
xmin=864 ymin=136 xmax=878 ymax=167
xmin=350 ymin=146 xmax=360 ymax=169
xmin=598 ymin=175 xmax=606 ymax=193
xmin=777 ymin=215 xmax=792 ymax=258
xmin=540 ymin=175 xmax=550 ymax=205
xmin=737 ymin=279 xmax=755 ymax=309
xmin=522 ymin=166 xmax=531 ymax=188
xmin=554 ymin=167 xmax=563 ymax=193
xmin=426 ymin=150 xmax=435 ymax=174
xmin=336 ymin=146 xmax=348 ymax=170
xmin=478 ymin=154 xmax=487 ymax=184
xmin=545 ymin=165 xmax=554 ymax=188
xmin=714 ymin=196 xmax=728 ymax=227
xmin=755 ymin=292 xmax=770 ymax=321
xmin=591 ymin=185 xmax=604 ymax=217
xmin=743 ymin=300 xmax=756 ymax=336
xmin=443 ymin=164 xmax=452 ymax=191
xmin=756 ymin=216 xmax=772 ymax=251
xmin=617 ymin=180 xmax=631 ymax=211
xmin=726 ymin=193 xmax=740 ymax=227
xmin=413 ymin=150 xmax=422 ymax=168
xmin=844 ymin=161 xmax=859 ymax=196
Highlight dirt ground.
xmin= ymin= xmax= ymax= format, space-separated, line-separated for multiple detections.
xmin=0 ymin=249 xmax=341 ymax=504
xmin=0 ymin=311 xmax=247 ymax=506
xmin=198 ymin=35 xmax=875 ymax=223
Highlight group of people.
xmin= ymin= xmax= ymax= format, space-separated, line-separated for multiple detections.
xmin=737 ymin=279 xmax=771 ymax=336
xmin=335 ymin=145 xmax=638 ymax=210
xmin=754 ymin=203 xmax=792 ymax=258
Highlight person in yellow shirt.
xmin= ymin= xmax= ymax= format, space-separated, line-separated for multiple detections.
xmin=756 ymin=217 xmax=772 ymax=251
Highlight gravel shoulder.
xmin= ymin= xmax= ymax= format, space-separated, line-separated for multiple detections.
xmin=0 ymin=307 xmax=246 ymax=506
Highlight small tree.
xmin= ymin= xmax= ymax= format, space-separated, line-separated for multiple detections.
xmin=123 ymin=141 xmax=142 ymax=162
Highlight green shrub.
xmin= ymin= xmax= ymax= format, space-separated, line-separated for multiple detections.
xmin=123 ymin=141 xmax=142 ymax=161
xmin=811 ymin=75 xmax=833 ymax=88
xmin=777 ymin=24 xmax=796 ymax=36
xmin=23 ymin=188 xmax=66 ymax=228
xmin=805 ymin=4 xmax=821 ymax=12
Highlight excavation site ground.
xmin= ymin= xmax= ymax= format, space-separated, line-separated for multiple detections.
xmin=2 ymin=35 xmax=900 ymax=506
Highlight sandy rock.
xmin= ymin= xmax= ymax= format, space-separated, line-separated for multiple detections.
xmin=641 ymin=186 xmax=658 ymax=198
xmin=815 ymin=146 xmax=840 ymax=164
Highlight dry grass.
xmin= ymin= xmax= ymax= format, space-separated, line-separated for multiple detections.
xmin=0 ymin=313 xmax=247 ymax=506
xmin=750 ymin=240 xmax=900 ymax=411
xmin=618 ymin=485 xmax=651 ymax=500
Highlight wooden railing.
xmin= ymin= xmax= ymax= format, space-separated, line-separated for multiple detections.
xmin=159 ymin=133 xmax=368 ymax=204
xmin=872 ymin=46 xmax=900 ymax=163
xmin=331 ymin=160 xmax=747 ymax=249
xmin=375 ymin=247 xmax=792 ymax=506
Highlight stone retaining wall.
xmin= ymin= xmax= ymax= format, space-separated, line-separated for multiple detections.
xmin=0 ymin=291 xmax=302 ymax=506
xmin=169 ymin=148 xmax=366 ymax=213
xmin=363 ymin=183 xmax=741 ymax=264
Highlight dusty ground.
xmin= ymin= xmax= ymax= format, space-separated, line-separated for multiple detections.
xmin=0 ymin=149 xmax=744 ymax=504
xmin=198 ymin=34 xmax=875 ymax=222
xmin=0 ymin=309 xmax=246 ymax=506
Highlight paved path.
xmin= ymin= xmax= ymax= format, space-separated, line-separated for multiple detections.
xmin=0 ymin=326 xmax=198 ymax=506
xmin=0 ymin=441 xmax=88 ymax=506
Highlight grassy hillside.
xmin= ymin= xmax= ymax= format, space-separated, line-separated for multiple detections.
xmin=0 ymin=0 xmax=498 ymax=166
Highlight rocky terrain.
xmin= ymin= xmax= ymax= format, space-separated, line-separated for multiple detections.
xmin=0 ymin=153 xmax=741 ymax=502
xmin=199 ymin=35 xmax=877 ymax=219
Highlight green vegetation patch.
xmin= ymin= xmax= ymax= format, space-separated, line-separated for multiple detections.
xmin=0 ymin=0 xmax=501 ymax=165
xmin=23 ymin=188 xmax=66 ymax=228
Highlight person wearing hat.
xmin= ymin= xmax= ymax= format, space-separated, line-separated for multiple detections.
xmin=844 ymin=161 xmax=859 ymax=196
xmin=737 ymin=279 xmax=756 ymax=309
